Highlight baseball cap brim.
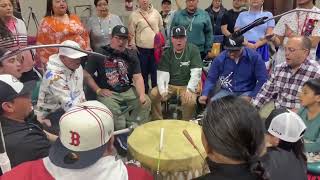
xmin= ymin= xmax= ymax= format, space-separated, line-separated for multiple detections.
xmin=162 ymin=0 xmax=171 ymax=4
xmin=6 ymin=80 xmax=36 ymax=101
xmin=19 ymin=80 xmax=36 ymax=96
xmin=224 ymin=46 xmax=242 ymax=51
xmin=64 ymin=51 xmax=88 ymax=59
xmin=49 ymin=138 xmax=107 ymax=169
xmin=113 ymin=33 xmax=128 ymax=38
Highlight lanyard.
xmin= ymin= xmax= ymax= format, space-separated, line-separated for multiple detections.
xmin=98 ymin=16 xmax=112 ymax=38
xmin=297 ymin=12 xmax=310 ymax=35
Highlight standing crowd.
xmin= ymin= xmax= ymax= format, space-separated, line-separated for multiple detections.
xmin=0 ymin=0 xmax=320 ymax=179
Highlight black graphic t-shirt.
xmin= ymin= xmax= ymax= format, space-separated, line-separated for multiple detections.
xmin=85 ymin=45 xmax=141 ymax=93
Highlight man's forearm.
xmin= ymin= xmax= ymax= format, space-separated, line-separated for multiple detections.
xmin=83 ymin=70 xmax=100 ymax=92
xmin=133 ymin=74 xmax=145 ymax=97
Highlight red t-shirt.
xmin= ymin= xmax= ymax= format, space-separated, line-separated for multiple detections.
xmin=0 ymin=159 xmax=153 ymax=180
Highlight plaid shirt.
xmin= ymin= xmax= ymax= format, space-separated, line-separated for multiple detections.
xmin=252 ymin=60 xmax=320 ymax=109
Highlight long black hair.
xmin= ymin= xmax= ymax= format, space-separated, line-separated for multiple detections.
xmin=0 ymin=0 xmax=13 ymax=39
xmin=303 ymin=78 xmax=320 ymax=95
xmin=45 ymin=0 xmax=70 ymax=17
xmin=202 ymin=96 xmax=269 ymax=180
xmin=0 ymin=19 xmax=12 ymax=39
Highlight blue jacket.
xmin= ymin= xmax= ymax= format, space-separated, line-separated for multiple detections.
xmin=202 ymin=47 xmax=268 ymax=97
xmin=171 ymin=9 xmax=213 ymax=53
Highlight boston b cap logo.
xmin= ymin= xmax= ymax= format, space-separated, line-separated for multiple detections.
xmin=49 ymin=101 xmax=114 ymax=169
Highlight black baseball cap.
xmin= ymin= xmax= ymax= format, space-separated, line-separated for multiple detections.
xmin=224 ymin=35 xmax=244 ymax=51
xmin=171 ymin=26 xmax=187 ymax=37
xmin=111 ymin=25 xmax=129 ymax=38
xmin=162 ymin=0 xmax=171 ymax=4
xmin=0 ymin=74 xmax=35 ymax=103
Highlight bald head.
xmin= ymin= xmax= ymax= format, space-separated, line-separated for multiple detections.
xmin=291 ymin=36 xmax=312 ymax=50
xmin=285 ymin=36 xmax=311 ymax=69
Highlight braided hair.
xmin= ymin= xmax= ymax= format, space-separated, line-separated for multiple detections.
xmin=202 ymin=96 xmax=269 ymax=180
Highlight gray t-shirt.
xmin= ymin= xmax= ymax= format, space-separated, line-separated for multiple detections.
xmin=86 ymin=14 xmax=123 ymax=51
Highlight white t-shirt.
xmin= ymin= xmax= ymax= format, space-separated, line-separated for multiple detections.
xmin=273 ymin=6 xmax=320 ymax=66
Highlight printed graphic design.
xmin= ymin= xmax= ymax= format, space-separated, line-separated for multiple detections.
xmin=104 ymin=58 xmax=130 ymax=91
xmin=219 ymin=72 xmax=233 ymax=92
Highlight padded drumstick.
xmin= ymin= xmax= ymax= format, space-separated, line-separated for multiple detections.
xmin=183 ymin=129 xmax=205 ymax=161
xmin=157 ymin=128 xmax=164 ymax=178
xmin=159 ymin=128 xmax=164 ymax=152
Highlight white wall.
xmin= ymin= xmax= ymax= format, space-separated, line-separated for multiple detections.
xmin=20 ymin=0 xmax=234 ymax=36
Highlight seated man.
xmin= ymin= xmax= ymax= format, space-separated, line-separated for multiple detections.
xmin=35 ymin=40 xmax=88 ymax=132
xmin=0 ymin=74 xmax=50 ymax=171
xmin=0 ymin=101 xmax=153 ymax=180
xmin=85 ymin=25 xmax=151 ymax=130
xmin=252 ymin=36 xmax=320 ymax=110
xmin=199 ymin=35 xmax=268 ymax=104
xmin=150 ymin=26 xmax=202 ymax=120
xmin=0 ymin=48 xmax=22 ymax=79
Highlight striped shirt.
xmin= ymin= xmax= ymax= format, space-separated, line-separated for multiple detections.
xmin=0 ymin=17 xmax=28 ymax=51
xmin=252 ymin=60 xmax=320 ymax=109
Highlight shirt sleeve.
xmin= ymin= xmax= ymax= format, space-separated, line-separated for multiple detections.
xmin=36 ymin=18 xmax=56 ymax=64
xmin=128 ymin=13 xmax=136 ymax=45
xmin=266 ymin=12 xmax=275 ymax=28
xmin=129 ymin=50 xmax=141 ymax=74
xmin=251 ymin=69 xmax=279 ymax=109
xmin=221 ymin=13 xmax=229 ymax=26
xmin=157 ymin=49 xmax=170 ymax=72
xmin=201 ymin=56 xmax=221 ymax=97
xmin=84 ymin=17 xmax=93 ymax=32
xmin=204 ymin=11 xmax=213 ymax=53
xmin=249 ymin=53 xmax=268 ymax=97
xmin=305 ymin=140 xmax=320 ymax=153
xmin=234 ymin=12 xmax=243 ymax=29
xmin=187 ymin=46 xmax=203 ymax=92
xmin=273 ymin=16 xmax=286 ymax=36
xmin=84 ymin=55 xmax=99 ymax=75
xmin=115 ymin=15 xmax=124 ymax=26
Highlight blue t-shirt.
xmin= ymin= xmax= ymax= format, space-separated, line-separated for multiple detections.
xmin=235 ymin=11 xmax=275 ymax=42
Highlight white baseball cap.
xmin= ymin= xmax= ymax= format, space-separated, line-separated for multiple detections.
xmin=58 ymin=40 xmax=87 ymax=59
xmin=49 ymin=100 xmax=114 ymax=169
xmin=0 ymin=74 xmax=35 ymax=103
xmin=266 ymin=108 xmax=306 ymax=143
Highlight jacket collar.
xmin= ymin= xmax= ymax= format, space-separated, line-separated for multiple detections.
xmin=138 ymin=4 xmax=154 ymax=14
xmin=182 ymin=8 xmax=201 ymax=16
xmin=47 ymin=54 xmax=74 ymax=74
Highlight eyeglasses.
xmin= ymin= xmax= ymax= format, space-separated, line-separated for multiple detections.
xmin=284 ymin=47 xmax=307 ymax=53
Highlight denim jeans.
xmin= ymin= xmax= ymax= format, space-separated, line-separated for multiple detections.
xmin=211 ymin=89 xmax=252 ymax=101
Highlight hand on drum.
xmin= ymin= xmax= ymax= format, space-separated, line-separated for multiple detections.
xmin=160 ymin=92 xmax=169 ymax=101
xmin=240 ymin=96 xmax=252 ymax=102
xmin=198 ymin=96 xmax=208 ymax=105
xmin=183 ymin=90 xmax=195 ymax=104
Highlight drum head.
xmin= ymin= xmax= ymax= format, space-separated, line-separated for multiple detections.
xmin=128 ymin=120 xmax=206 ymax=172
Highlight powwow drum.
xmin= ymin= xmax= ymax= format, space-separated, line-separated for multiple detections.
xmin=128 ymin=120 xmax=207 ymax=180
